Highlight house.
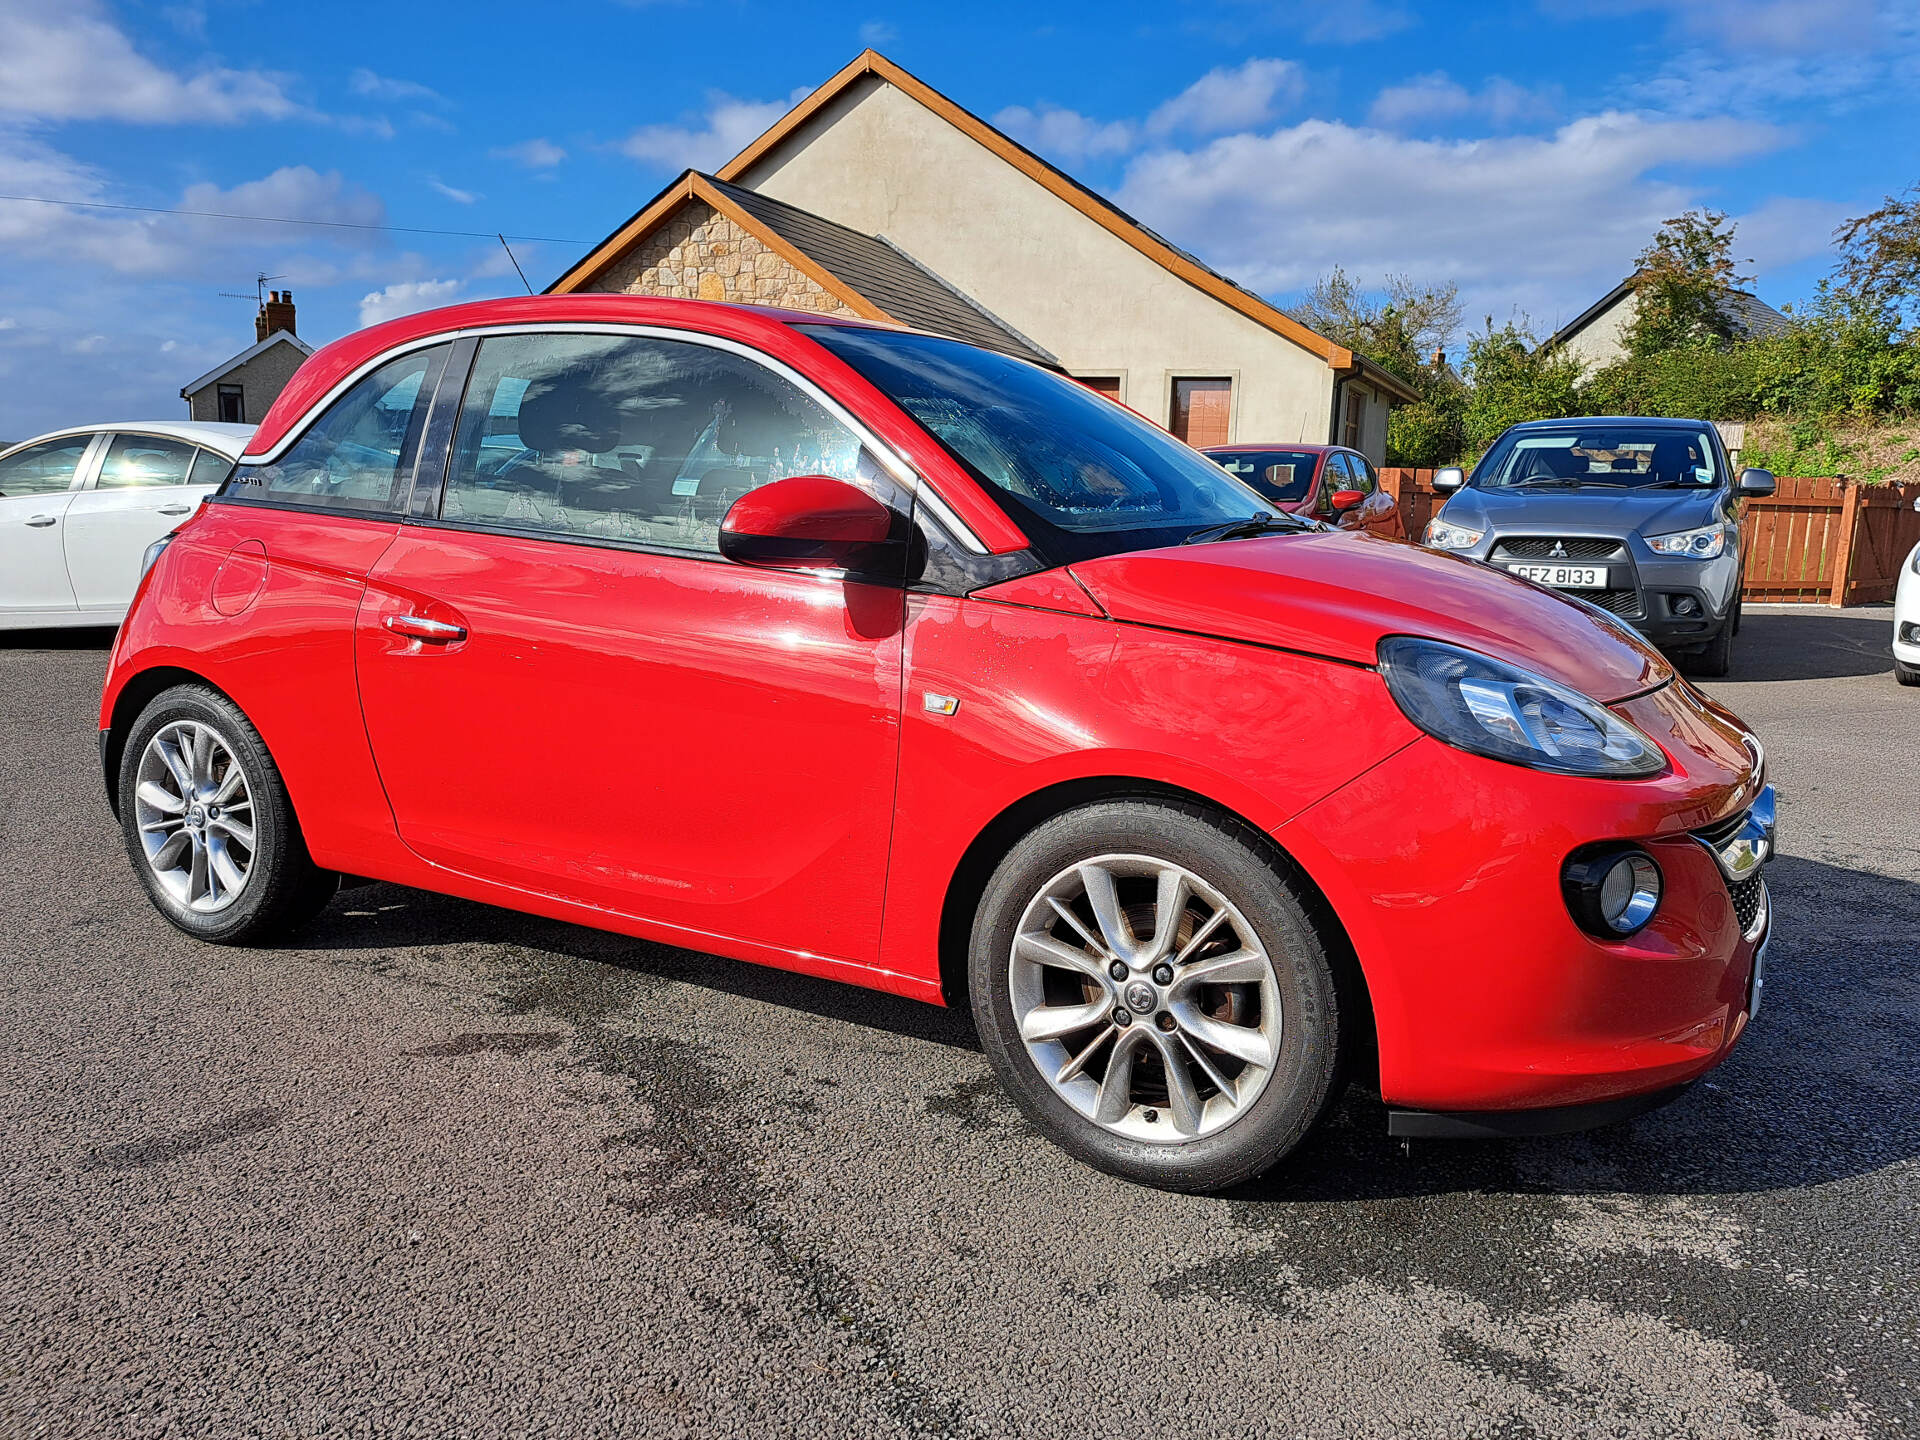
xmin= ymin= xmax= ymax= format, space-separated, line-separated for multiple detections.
xmin=180 ymin=290 xmax=313 ymax=425
xmin=1546 ymin=275 xmax=1792 ymax=373
xmin=551 ymin=51 xmax=1417 ymax=461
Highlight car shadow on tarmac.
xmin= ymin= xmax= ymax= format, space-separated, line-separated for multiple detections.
xmin=294 ymin=847 xmax=1913 ymax=1203
xmin=1716 ymin=608 xmax=1893 ymax=681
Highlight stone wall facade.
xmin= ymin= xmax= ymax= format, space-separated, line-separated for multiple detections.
xmin=587 ymin=202 xmax=860 ymax=317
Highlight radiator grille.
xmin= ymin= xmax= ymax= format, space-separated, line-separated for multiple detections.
xmin=1494 ymin=536 xmax=1626 ymax=560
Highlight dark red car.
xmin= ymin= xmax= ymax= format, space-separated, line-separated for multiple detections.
xmin=1203 ymin=442 xmax=1406 ymax=539
xmin=101 ymin=296 xmax=1773 ymax=1192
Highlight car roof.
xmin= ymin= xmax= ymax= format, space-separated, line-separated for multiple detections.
xmin=1506 ymin=415 xmax=1715 ymax=431
xmin=241 ymin=293 xmax=950 ymax=459
xmin=0 ymin=420 xmax=255 ymax=460
xmin=1203 ymin=442 xmax=1343 ymax=454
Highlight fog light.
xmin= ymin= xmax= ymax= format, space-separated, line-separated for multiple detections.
xmin=1563 ymin=846 xmax=1663 ymax=938
xmin=1673 ymin=596 xmax=1699 ymax=617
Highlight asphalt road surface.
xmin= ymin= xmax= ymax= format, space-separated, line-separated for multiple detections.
xmin=2 ymin=606 xmax=1914 ymax=1439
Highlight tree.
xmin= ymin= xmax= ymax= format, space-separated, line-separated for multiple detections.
xmin=1291 ymin=267 xmax=1463 ymax=385
xmin=1460 ymin=319 xmax=1583 ymax=454
xmin=1833 ymin=184 xmax=1920 ymax=330
xmin=1624 ymin=209 xmax=1750 ymax=358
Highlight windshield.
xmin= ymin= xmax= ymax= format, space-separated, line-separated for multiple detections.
xmin=1474 ymin=426 xmax=1719 ymax=490
xmin=1206 ymin=450 xmax=1321 ymax=503
xmin=801 ymin=325 xmax=1274 ymax=563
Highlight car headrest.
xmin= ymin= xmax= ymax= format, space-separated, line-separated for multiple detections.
xmin=516 ymin=375 xmax=621 ymax=454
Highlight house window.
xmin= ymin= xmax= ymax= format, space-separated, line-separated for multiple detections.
xmin=1169 ymin=377 xmax=1230 ymax=448
xmin=1077 ymin=376 xmax=1122 ymax=401
xmin=1342 ymin=388 xmax=1365 ymax=451
xmin=217 ymin=384 xmax=246 ymax=424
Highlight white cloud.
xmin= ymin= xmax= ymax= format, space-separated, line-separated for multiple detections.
xmin=617 ymin=88 xmax=810 ymax=171
xmin=429 ymin=179 xmax=478 ymax=205
xmin=1735 ymin=195 xmax=1855 ymax=272
xmin=493 ymin=137 xmax=566 ymax=169
xmin=0 ymin=0 xmax=299 ymax=124
xmin=348 ymin=68 xmax=444 ymax=104
xmin=1369 ymin=72 xmax=1558 ymax=129
xmin=1306 ymin=0 xmax=1413 ymax=42
xmin=1115 ymin=110 xmax=1785 ymax=331
xmin=993 ymin=104 xmax=1137 ymax=161
xmin=359 ymin=279 xmax=463 ymax=329
xmin=1147 ymin=58 xmax=1304 ymax=137
xmin=1549 ymin=0 xmax=1878 ymax=51
xmin=181 ymin=166 xmax=387 ymax=234
xmin=859 ymin=20 xmax=898 ymax=45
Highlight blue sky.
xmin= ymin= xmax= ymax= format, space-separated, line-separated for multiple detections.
xmin=1 ymin=0 xmax=1916 ymax=438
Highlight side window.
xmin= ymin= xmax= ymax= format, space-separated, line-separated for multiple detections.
xmin=1346 ymin=453 xmax=1378 ymax=495
xmin=187 ymin=448 xmax=234 ymax=489
xmin=0 ymin=436 xmax=92 ymax=497
xmin=227 ymin=346 xmax=447 ymax=514
xmin=441 ymin=331 xmax=877 ymax=555
xmin=97 ymin=434 xmax=198 ymax=488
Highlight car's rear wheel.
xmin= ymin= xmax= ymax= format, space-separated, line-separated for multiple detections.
xmin=969 ymin=799 xmax=1347 ymax=1192
xmin=118 ymin=684 xmax=337 ymax=944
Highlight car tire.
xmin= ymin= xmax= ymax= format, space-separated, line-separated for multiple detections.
xmin=1898 ymin=660 xmax=1920 ymax=688
xmin=1690 ymin=603 xmax=1738 ymax=678
xmin=969 ymin=799 xmax=1348 ymax=1192
xmin=117 ymin=684 xmax=338 ymax=944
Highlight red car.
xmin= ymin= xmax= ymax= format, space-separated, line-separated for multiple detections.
xmin=1203 ymin=442 xmax=1406 ymax=539
xmin=100 ymin=296 xmax=1774 ymax=1192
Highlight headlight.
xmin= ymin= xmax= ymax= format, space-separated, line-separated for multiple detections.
xmin=139 ymin=536 xmax=172 ymax=578
xmin=1645 ymin=521 xmax=1726 ymax=559
xmin=1377 ymin=636 xmax=1666 ymax=778
xmin=1424 ymin=518 xmax=1485 ymax=551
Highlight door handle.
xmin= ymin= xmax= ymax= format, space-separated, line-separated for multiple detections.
xmin=384 ymin=613 xmax=467 ymax=643
xmin=157 ymin=504 xmax=193 ymax=516
xmin=25 ymin=514 xmax=56 ymax=528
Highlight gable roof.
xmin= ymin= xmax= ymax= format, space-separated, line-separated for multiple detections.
xmin=179 ymin=330 xmax=313 ymax=398
xmin=548 ymin=171 xmax=1057 ymax=366
xmin=558 ymin=50 xmax=1420 ymax=403
xmin=1546 ymin=274 xmax=1792 ymax=352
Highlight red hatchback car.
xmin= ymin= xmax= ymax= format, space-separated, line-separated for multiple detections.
xmin=102 ymin=296 xmax=1774 ymax=1191
xmin=1202 ymin=442 xmax=1406 ymax=539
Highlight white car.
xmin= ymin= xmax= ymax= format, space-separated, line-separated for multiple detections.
xmin=0 ymin=421 xmax=253 ymax=629
xmin=1896 ymin=537 xmax=1920 ymax=687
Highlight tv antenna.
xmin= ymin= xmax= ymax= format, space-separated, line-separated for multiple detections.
xmin=218 ymin=272 xmax=288 ymax=305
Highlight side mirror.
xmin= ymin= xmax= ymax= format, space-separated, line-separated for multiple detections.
xmin=718 ymin=475 xmax=901 ymax=577
xmin=1737 ymin=467 xmax=1776 ymax=497
xmin=1329 ymin=488 xmax=1365 ymax=513
xmin=1433 ymin=467 xmax=1466 ymax=492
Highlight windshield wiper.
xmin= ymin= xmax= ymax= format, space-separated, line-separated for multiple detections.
xmin=1182 ymin=513 xmax=1312 ymax=545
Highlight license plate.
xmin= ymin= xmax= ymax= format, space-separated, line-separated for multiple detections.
xmin=1508 ymin=563 xmax=1607 ymax=589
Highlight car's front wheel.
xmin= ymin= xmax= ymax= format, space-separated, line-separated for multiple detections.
xmin=969 ymin=799 xmax=1348 ymax=1192
xmin=1688 ymin=600 xmax=1740 ymax=678
xmin=1898 ymin=659 xmax=1920 ymax=688
xmin=118 ymin=684 xmax=338 ymax=944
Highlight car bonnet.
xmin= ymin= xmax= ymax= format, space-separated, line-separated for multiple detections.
xmin=1068 ymin=531 xmax=1672 ymax=703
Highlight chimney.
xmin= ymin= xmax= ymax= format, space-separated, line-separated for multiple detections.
xmin=256 ymin=290 xmax=296 ymax=342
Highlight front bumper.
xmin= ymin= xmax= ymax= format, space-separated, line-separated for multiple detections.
xmin=1463 ymin=532 xmax=1740 ymax=647
xmin=1278 ymin=691 xmax=1772 ymax=1116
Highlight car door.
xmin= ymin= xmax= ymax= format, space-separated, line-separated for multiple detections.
xmin=353 ymin=328 xmax=908 ymax=964
xmin=1320 ymin=452 xmax=1365 ymax=530
xmin=63 ymin=433 xmax=227 ymax=612
xmin=0 ymin=434 xmax=100 ymax=617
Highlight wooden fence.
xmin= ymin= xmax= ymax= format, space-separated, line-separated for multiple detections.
xmin=1378 ymin=469 xmax=1920 ymax=605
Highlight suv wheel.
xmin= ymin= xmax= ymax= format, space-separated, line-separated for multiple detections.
xmin=969 ymin=799 xmax=1347 ymax=1192
xmin=118 ymin=684 xmax=338 ymax=944
xmin=1689 ymin=601 xmax=1739 ymax=678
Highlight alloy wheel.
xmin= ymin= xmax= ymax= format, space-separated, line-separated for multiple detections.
xmin=1008 ymin=854 xmax=1281 ymax=1144
xmin=133 ymin=720 xmax=257 ymax=914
